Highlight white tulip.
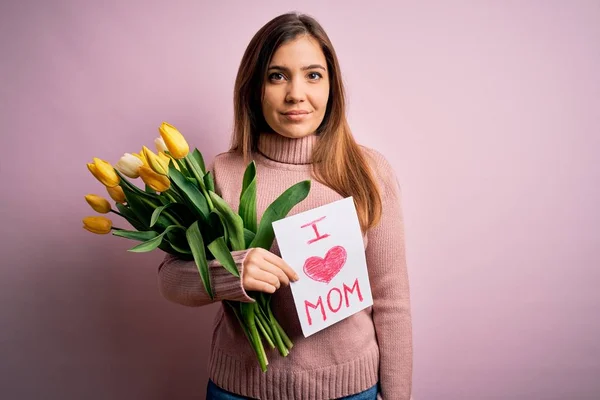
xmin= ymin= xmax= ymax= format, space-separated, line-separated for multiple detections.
xmin=115 ymin=153 xmax=143 ymax=178
xmin=155 ymin=137 xmax=168 ymax=154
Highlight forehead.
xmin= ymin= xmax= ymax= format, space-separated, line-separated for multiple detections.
xmin=269 ymin=35 xmax=326 ymax=67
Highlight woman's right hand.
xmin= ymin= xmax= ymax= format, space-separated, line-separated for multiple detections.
xmin=242 ymin=248 xmax=300 ymax=293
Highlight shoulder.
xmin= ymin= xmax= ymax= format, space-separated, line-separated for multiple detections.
xmin=358 ymin=145 xmax=402 ymax=199
xmin=212 ymin=150 xmax=242 ymax=168
xmin=209 ymin=150 xmax=247 ymax=176
xmin=207 ymin=150 xmax=247 ymax=197
xmin=207 ymin=150 xmax=247 ymax=185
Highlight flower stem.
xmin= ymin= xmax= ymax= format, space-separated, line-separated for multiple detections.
xmin=255 ymin=312 xmax=275 ymax=349
xmin=164 ymin=191 xmax=177 ymax=203
xmin=110 ymin=209 xmax=126 ymax=218
xmin=163 ymin=211 xmax=183 ymax=228
xmin=229 ymin=301 xmax=268 ymax=372
xmin=266 ymin=301 xmax=288 ymax=357
xmin=272 ymin=317 xmax=293 ymax=350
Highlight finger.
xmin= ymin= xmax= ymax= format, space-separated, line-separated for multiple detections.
xmin=260 ymin=250 xmax=299 ymax=281
xmin=244 ymin=277 xmax=277 ymax=294
xmin=250 ymin=268 xmax=281 ymax=289
xmin=260 ymin=261 xmax=290 ymax=286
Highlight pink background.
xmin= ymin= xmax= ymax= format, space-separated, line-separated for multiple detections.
xmin=1 ymin=1 xmax=599 ymax=399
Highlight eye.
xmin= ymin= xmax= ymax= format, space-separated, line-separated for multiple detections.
xmin=307 ymin=72 xmax=323 ymax=81
xmin=268 ymin=72 xmax=286 ymax=81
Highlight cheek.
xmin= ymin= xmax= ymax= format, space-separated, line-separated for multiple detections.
xmin=262 ymin=87 xmax=283 ymax=111
xmin=314 ymin=87 xmax=330 ymax=112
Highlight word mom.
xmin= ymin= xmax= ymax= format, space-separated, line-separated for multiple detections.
xmin=304 ymin=278 xmax=364 ymax=325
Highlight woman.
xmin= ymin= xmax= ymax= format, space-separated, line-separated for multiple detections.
xmin=158 ymin=12 xmax=413 ymax=400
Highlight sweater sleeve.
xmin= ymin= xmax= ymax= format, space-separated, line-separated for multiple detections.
xmin=157 ymin=249 xmax=257 ymax=307
xmin=366 ymin=151 xmax=413 ymax=400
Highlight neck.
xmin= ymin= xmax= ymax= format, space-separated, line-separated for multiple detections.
xmin=256 ymin=132 xmax=318 ymax=165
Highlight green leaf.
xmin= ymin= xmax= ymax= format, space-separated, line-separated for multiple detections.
xmin=163 ymin=156 xmax=191 ymax=178
xmin=116 ymin=203 xmax=147 ymax=231
xmin=168 ymin=161 xmax=209 ymax=220
xmin=158 ymin=194 xmax=171 ymax=206
xmin=192 ymin=149 xmax=206 ymax=174
xmin=112 ymin=229 xmax=159 ymax=242
xmin=164 ymin=202 xmax=196 ymax=227
xmin=208 ymin=210 xmax=228 ymax=246
xmin=121 ymin=185 xmax=153 ymax=227
xmin=128 ymin=226 xmax=180 ymax=253
xmin=150 ymin=203 xmax=177 ymax=227
xmin=122 ymin=184 xmax=172 ymax=230
xmin=241 ymin=161 xmax=256 ymax=193
xmin=250 ymin=180 xmax=311 ymax=250
xmin=209 ymin=191 xmax=245 ymax=251
xmin=207 ymin=236 xmax=240 ymax=277
xmin=144 ymin=184 xmax=156 ymax=194
xmin=203 ymin=171 xmax=215 ymax=192
xmin=239 ymin=162 xmax=257 ymax=233
xmin=165 ymin=230 xmax=192 ymax=254
xmin=243 ymin=228 xmax=256 ymax=248
xmin=186 ymin=221 xmax=213 ymax=299
xmin=114 ymin=170 xmax=159 ymax=201
xmin=185 ymin=154 xmax=206 ymax=188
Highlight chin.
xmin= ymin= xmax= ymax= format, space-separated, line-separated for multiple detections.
xmin=274 ymin=124 xmax=317 ymax=139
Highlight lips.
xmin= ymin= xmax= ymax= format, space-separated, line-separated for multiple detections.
xmin=281 ymin=110 xmax=311 ymax=122
xmin=282 ymin=110 xmax=310 ymax=115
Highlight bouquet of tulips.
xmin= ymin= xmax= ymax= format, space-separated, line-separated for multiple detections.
xmin=83 ymin=122 xmax=311 ymax=372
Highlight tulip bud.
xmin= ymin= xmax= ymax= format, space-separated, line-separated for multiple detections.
xmin=115 ymin=153 xmax=143 ymax=178
xmin=132 ymin=150 xmax=148 ymax=167
xmin=159 ymin=122 xmax=189 ymax=159
xmin=87 ymin=158 xmax=120 ymax=187
xmin=138 ymin=165 xmax=170 ymax=192
xmin=106 ymin=185 xmax=126 ymax=203
xmin=157 ymin=151 xmax=180 ymax=172
xmin=158 ymin=150 xmax=181 ymax=171
xmin=155 ymin=137 xmax=168 ymax=153
xmin=158 ymin=151 xmax=169 ymax=163
xmin=85 ymin=194 xmax=111 ymax=213
xmin=82 ymin=216 xmax=113 ymax=234
xmin=143 ymin=146 xmax=168 ymax=175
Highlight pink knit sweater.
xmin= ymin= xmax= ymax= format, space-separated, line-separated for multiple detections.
xmin=157 ymin=132 xmax=413 ymax=400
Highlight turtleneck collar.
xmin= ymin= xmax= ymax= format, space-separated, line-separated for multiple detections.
xmin=256 ymin=132 xmax=318 ymax=165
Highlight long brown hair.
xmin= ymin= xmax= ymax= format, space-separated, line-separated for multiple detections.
xmin=230 ymin=12 xmax=382 ymax=233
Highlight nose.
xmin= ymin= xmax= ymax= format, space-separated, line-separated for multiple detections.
xmin=285 ymin=78 xmax=306 ymax=103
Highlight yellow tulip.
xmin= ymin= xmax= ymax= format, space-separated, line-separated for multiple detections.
xmin=155 ymin=137 xmax=168 ymax=153
xmin=115 ymin=153 xmax=143 ymax=178
xmin=82 ymin=216 xmax=113 ymax=234
xmin=157 ymin=151 xmax=181 ymax=171
xmin=87 ymin=158 xmax=120 ymax=187
xmin=85 ymin=194 xmax=111 ymax=213
xmin=143 ymin=146 xmax=169 ymax=175
xmin=132 ymin=150 xmax=148 ymax=167
xmin=158 ymin=150 xmax=181 ymax=171
xmin=138 ymin=165 xmax=170 ymax=192
xmin=159 ymin=122 xmax=189 ymax=159
xmin=158 ymin=151 xmax=169 ymax=163
xmin=106 ymin=185 xmax=126 ymax=203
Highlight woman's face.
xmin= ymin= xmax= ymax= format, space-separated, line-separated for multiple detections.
xmin=261 ymin=35 xmax=330 ymax=139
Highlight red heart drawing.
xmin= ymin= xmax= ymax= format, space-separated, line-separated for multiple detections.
xmin=303 ymin=246 xmax=347 ymax=284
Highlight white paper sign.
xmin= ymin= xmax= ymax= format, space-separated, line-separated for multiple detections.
xmin=272 ymin=197 xmax=373 ymax=337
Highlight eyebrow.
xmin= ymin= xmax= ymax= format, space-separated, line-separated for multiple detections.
xmin=268 ymin=64 xmax=327 ymax=72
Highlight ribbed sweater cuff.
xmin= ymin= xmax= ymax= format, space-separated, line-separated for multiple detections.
xmin=210 ymin=249 xmax=256 ymax=303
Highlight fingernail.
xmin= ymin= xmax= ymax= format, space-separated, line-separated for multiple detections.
xmin=294 ymin=274 xmax=300 ymax=281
